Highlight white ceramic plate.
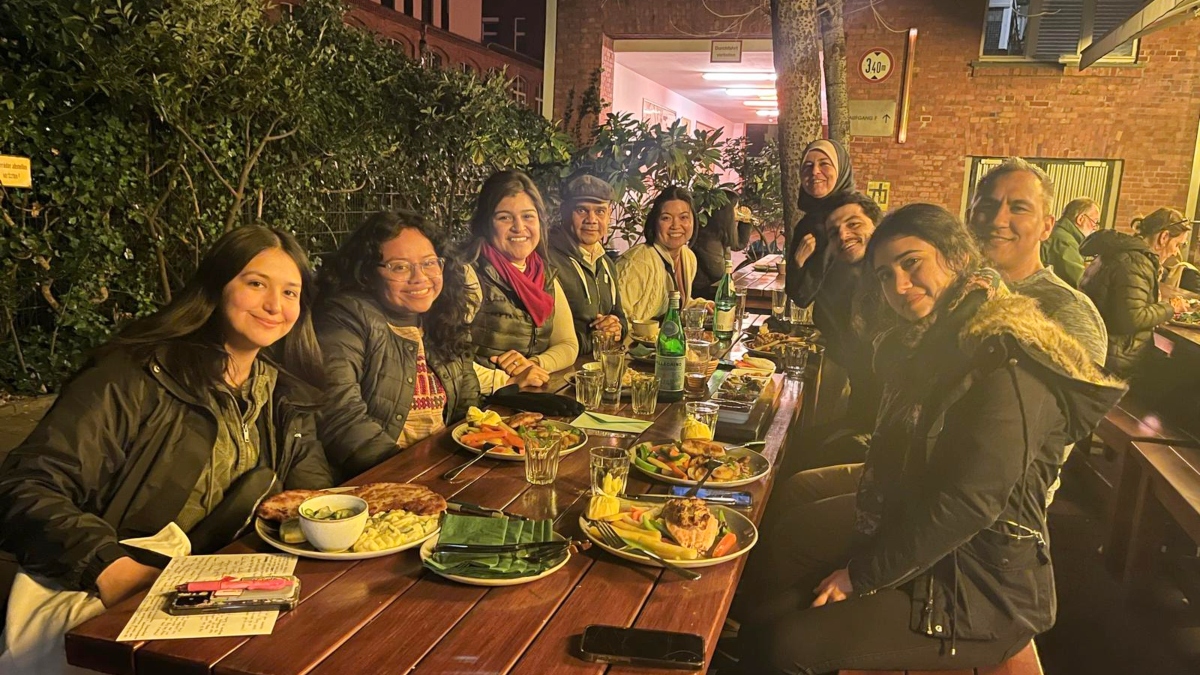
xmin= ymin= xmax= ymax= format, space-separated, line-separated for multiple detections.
xmin=631 ymin=441 xmax=771 ymax=488
xmin=451 ymin=420 xmax=588 ymax=461
xmin=419 ymin=532 xmax=570 ymax=586
xmin=256 ymin=511 xmax=438 ymax=561
xmin=580 ymin=500 xmax=757 ymax=569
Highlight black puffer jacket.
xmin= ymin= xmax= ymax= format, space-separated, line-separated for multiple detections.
xmin=1078 ymin=230 xmax=1174 ymax=376
xmin=546 ymin=230 xmax=626 ymax=355
xmin=0 ymin=348 xmax=333 ymax=592
xmin=850 ymin=281 xmax=1125 ymax=648
xmin=315 ymin=293 xmax=479 ymax=481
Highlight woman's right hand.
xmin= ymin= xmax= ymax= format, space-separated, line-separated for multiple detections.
xmin=491 ymin=350 xmax=534 ymax=377
xmin=1168 ymin=296 xmax=1187 ymax=314
xmin=794 ymin=233 xmax=817 ymax=268
xmin=509 ymin=362 xmax=551 ymax=389
xmin=96 ymin=556 xmax=160 ymax=608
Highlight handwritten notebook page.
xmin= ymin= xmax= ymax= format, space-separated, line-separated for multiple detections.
xmin=117 ymin=553 xmax=297 ymax=642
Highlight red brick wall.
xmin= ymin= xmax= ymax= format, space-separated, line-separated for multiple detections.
xmin=342 ymin=0 xmax=544 ymax=111
xmin=553 ymin=0 xmax=1200 ymax=231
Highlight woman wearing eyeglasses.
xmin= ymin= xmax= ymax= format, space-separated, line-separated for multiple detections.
xmin=315 ymin=210 xmax=479 ymax=481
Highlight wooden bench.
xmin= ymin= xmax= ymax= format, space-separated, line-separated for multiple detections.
xmin=1105 ymin=440 xmax=1200 ymax=584
xmin=838 ymin=640 xmax=1043 ymax=675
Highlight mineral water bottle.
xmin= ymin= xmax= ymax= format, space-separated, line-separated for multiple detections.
xmin=713 ymin=258 xmax=737 ymax=342
xmin=655 ymin=292 xmax=686 ymax=402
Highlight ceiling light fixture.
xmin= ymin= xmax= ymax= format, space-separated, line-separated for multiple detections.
xmin=702 ymin=72 xmax=776 ymax=82
xmin=756 ymin=110 xmax=780 ymax=117
xmin=743 ymin=100 xmax=778 ymax=107
xmin=726 ymin=88 xmax=777 ymax=97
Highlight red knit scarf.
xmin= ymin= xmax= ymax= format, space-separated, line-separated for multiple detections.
xmin=482 ymin=243 xmax=555 ymax=327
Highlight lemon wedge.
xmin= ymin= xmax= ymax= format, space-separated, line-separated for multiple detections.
xmin=466 ymin=406 xmax=503 ymax=427
xmin=681 ymin=418 xmax=712 ymax=440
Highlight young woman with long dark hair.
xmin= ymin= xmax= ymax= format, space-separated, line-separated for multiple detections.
xmin=736 ymin=205 xmax=1124 ymax=674
xmin=0 ymin=226 xmax=333 ymax=674
xmin=315 ymin=210 xmax=479 ymax=480
xmin=459 ymin=170 xmax=578 ymax=393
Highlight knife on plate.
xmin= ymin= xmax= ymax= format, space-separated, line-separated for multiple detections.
xmin=445 ymin=500 xmax=530 ymax=521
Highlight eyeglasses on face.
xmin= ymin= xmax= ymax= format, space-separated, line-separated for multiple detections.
xmin=378 ymin=257 xmax=445 ymax=279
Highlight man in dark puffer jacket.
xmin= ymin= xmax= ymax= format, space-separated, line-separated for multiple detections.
xmin=1079 ymin=208 xmax=1191 ymax=377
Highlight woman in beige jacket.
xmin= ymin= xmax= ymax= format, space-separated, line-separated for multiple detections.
xmin=617 ymin=186 xmax=699 ymax=323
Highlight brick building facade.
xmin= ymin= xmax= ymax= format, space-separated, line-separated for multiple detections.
xmin=307 ymin=0 xmax=544 ymax=112
xmin=552 ymin=0 xmax=1200 ymax=231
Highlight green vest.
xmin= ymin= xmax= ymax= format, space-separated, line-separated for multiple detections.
xmin=470 ymin=257 xmax=557 ymax=365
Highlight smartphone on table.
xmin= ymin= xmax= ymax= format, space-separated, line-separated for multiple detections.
xmin=667 ymin=486 xmax=753 ymax=508
xmin=167 ymin=576 xmax=301 ymax=616
xmin=578 ymin=624 xmax=705 ymax=670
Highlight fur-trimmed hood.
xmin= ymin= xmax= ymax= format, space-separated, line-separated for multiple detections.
xmin=960 ymin=292 xmax=1126 ymax=443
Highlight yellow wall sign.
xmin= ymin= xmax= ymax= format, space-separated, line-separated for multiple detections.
xmin=0 ymin=155 xmax=32 ymax=188
xmin=867 ymin=181 xmax=891 ymax=212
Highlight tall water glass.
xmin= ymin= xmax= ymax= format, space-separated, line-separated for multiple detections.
xmin=629 ymin=373 xmax=660 ymax=415
xmin=781 ymin=342 xmax=808 ymax=380
xmin=574 ymin=369 xmax=604 ymax=409
xmin=590 ymin=447 xmax=630 ymax=497
xmin=789 ymin=300 xmax=813 ymax=325
xmin=734 ymin=290 xmax=748 ymax=332
xmin=599 ymin=347 xmax=627 ymax=404
xmin=684 ymin=401 xmax=720 ymax=440
xmin=771 ymin=289 xmax=788 ymax=321
xmin=591 ymin=330 xmax=616 ymax=357
xmin=682 ymin=307 xmax=707 ymax=341
xmin=524 ymin=433 xmax=563 ymax=485
xmin=685 ymin=339 xmax=712 ymax=399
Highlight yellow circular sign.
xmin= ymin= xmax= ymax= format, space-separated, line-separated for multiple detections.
xmin=859 ymin=49 xmax=894 ymax=82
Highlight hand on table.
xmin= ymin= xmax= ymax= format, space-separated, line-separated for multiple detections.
xmin=96 ymin=556 xmax=160 ymax=608
xmin=794 ymin=234 xmax=817 ymax=268
xmin=508 ymin=361 xmax=551 ymax=389
xmin=590 ymin=314 xmax=623 ymax=340
xmin=491 ymin=350 xmax=536 ymax=377
xmin=811 ymin=567 xmax=853 ymax=608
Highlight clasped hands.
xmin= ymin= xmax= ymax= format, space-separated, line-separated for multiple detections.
xmin=490 ymin=350 xmax=551 ymax=389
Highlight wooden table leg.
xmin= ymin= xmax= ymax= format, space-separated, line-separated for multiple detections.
xmin=1105 ymin=444 xmax=1145 ymax=581
xmin=1120 ymin=471 xmax=1169 ymax=596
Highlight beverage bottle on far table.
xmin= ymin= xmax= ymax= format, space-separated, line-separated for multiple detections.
xmin=655 ymin=291 xmax=686 ymax=402
xmin=713 ymin=258 xmax=737 ymax=342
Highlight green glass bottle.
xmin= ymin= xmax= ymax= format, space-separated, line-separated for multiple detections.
xmin=655 ymin=292 xmax=686 ymax=401
xmin=713 ymin=258 xmax=737 ymax=342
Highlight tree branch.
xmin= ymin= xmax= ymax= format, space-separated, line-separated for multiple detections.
xmin=175 ymin=124 xmax=238 ymax=197
xmin=223 ymin=116 xmax=299 ymax=231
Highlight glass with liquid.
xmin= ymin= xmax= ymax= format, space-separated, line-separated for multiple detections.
xmin=524 ymin=433 xmax=563 ymax=485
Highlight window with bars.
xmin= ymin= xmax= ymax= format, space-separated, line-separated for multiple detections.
xmin=980 ymin=0 xmax=1141 ymax=63
xmin=512 ymin=75 xmax=527 ymax=106
xmin=964 ymin=156 xmax=1124 ymax=230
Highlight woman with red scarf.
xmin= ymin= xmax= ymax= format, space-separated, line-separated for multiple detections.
xmin=461 ymin=170 xmax=579 ymax=393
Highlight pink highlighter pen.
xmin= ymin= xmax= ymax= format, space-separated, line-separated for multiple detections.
xmin=177 ymin=576 xmax=294 ymax=592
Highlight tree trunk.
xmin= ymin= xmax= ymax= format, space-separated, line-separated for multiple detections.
xmin=820 ymin=0 xmax=850 ymax=145
xmin=771 ymin=0 xmax=823 ymax=234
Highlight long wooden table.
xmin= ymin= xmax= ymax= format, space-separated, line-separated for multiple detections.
xmin=66 ymin=345 xmax=803 ymax=675
xmin=732 ymin=253 xmax=784 ymax=311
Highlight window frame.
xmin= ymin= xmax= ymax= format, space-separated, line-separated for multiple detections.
xmin=977 ymin=0 xmax=1139 ymax=66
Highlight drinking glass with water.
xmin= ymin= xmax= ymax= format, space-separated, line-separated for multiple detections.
xmin=523 ymin=432 xmax=563 ymax=485
xmin=598 ymin=346 xmax=627 ymax=404
xmin=590 ymin=447 xmax=630 ymax=497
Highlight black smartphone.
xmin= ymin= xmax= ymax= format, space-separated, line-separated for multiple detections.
xmin=579 ymin=625 xmax=705 ymax=670
xmin=667 ymin=486 xmax=753 ymax=508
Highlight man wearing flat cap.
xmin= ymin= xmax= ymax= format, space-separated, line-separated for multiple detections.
xmin=547 ymin=175 xmax=627 ymax=355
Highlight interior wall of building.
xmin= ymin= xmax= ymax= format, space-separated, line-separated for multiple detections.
xmin=611 ymin=62 xmax=738 ymax=137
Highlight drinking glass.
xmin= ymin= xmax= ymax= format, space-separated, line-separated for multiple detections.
xmin=682 ymin=307 xmax=707 ymax=341
xmin=781 ymin=342 xmax=808 ymax=380
xmin=598 ymin=347 xmax=627 ymax=404
xmin=591 ymin=330 xmax=617 ymax=357
xmin=789 ymin=300 xmax=813 ymax=325
xmin=574 ymin=369 xmax=604 ymax=409
xmin=524 ymin=433 xmax=563 ymax=485
xmin=684 ymin=401 xmax=719 ymax=440
xmin=629 ymin=373 xmax=660 ymax=415
xmin=771 ymin=289 xmax=788 ymax=321
xmin=590 ymin=447 xmax=630 ymax=497
xmin=734 ymin=290 xmax=748 ymax=332
xmin=685 ymin=339 xmax=712 ymax=399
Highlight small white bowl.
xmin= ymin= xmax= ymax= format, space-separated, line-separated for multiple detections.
xmin=298 ymin=494 xmax=369 ymax=552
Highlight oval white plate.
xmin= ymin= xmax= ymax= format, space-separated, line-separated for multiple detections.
xmin=631 ymin=442 xmax=771 ymax=488
xmin=579 ymin=501 xmax=757 ymax=569
xmin=420 ymin=533 xmax=570 ymax=586
xmin=256 ymin=514 xmax=438 ymax=561
xmin=451 ymin=420 xmax=588 ymax=461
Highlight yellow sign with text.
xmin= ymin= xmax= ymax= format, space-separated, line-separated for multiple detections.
xmin=0 ymin=155 xmax=32 ymax=188
xmin=867 ymin=181 xmax=891 ymax=212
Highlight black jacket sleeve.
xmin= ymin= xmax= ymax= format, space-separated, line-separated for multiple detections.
xmin=446 ymin=357 xmax=481 ymax=425
xmin=315 ymin=304 xmax=400 ymax=480
xmin=1106 ymin=253 xmax=1174 ymax=334
xmin=849 ymin=363 xmax=1060 ymax=592
xmin=0 ymin=359 xmax=145 ymax=591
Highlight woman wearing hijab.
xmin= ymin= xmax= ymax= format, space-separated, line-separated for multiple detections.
xmin=460 ymin=170 xmax=578 ymax=394
xmin=785 ymin=139 xmax=856 ymax=309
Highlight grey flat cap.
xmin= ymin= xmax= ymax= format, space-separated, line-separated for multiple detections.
xmin=564 ymin=175 xmax=614 ymax=205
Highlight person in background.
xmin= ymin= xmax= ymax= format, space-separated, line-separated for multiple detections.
xmin=785 ymin=139 xmax=856 ymax=310
xmin=545 ymin=175 xmax=626 ymax=355
xmin=315 ymin=211 xmax=479 ymax=481
xmin=736 ymin=204 xmax=1124 ymax=674
xmin=0 ymin=226 xmax=333 ymax=674
xmin=968 ymin=158 xmax=1107 ymax=366
xmin=617 ymin=186 xmax=699 ymax=322
xmin=1042 ymin=197 xmax=1100 ymax=288
xmin=692 ymin=190 xmax=752 ymax=300
xmin=460 ymin=170 xmax=578 ymax=394
xmin=1080 ymin=207 xmax=1192 ymax=377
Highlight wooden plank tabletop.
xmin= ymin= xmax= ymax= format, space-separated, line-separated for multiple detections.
xmin=732 ymin=254 xmax=785 ymax=296
xmin=66 ymin=327 xmax=803 ymax=675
